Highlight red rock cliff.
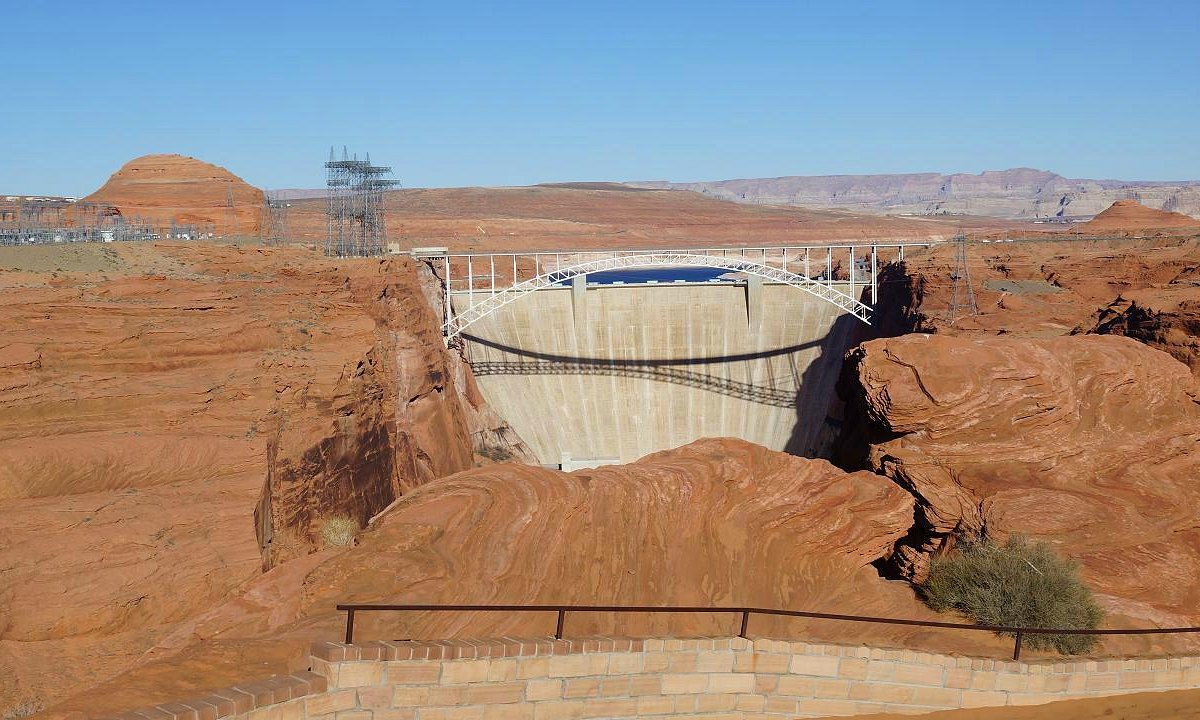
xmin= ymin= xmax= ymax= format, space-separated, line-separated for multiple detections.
xmin=0 ymin=243 xmax=526 ymax=709
xmin=837 ymin=333 xmax=1200 ymax=636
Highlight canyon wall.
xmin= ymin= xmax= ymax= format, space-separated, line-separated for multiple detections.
xmin=255 ymin=259 xmax=534 ymax=569
xmin=0 ymin=244 xmax=520 ymax=710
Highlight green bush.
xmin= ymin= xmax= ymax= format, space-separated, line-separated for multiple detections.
xmin=921 ymin=534 xmax=1103 ymax=654
xmin=319 ymin=515 xmax=359 ymax=548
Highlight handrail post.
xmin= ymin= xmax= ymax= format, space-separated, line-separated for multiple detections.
xmin=555 ymin=609 xmax=566 ymax=640
xmin=739 ymin=610 xmax=750 ymax=639
xmin=1013 ymin=631 xmax=1023 ymax=661
xmin=345 ymin=608 xmax=356 ymax=645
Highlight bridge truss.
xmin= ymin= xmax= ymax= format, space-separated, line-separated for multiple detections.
xmin=422 ymin=243 xmax=932 ymax=341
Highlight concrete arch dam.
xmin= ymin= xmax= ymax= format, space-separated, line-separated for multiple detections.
xmin=434 ymin=245 xmax=923 ymax=468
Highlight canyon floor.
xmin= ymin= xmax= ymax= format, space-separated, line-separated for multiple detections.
xmin=2 ymin=181 xmax=1199 ymax=719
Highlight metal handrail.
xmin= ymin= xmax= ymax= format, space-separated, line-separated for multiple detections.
xmin=334 ymin=603 xmax=1200 ymax=661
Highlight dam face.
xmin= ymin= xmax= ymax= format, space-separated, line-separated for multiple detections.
xmin=455 ymin=282 xmax=863 ymax=466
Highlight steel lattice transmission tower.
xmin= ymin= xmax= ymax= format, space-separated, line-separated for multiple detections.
xmin=324 ymin=147 xmax=398 ymax=257
xmin=260 ymin=191 xmax=289 ymax=246
xmin=949 ymin=232 xmax=978 ymax=317
xmin=224 ymin=188 xmax=237 ymax=239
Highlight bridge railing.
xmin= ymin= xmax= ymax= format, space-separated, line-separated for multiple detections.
xmin=335 ymin=602 xmax=1200 ymax=662
xmin=432 ymin=243 xmax=934 ymax=339
xmin=437 ymin=243 xmax=932 ymax=298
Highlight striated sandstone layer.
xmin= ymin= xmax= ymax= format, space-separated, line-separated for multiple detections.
xmin=44 ymin=438 xmax=988 ymax=717
xmin=837 ymin=333 xmax=1200 ymax=638
xmin=82 ymin=154 xmax=264 ymax=235
xmin=0 ymin=243 xmax=522 ymax=709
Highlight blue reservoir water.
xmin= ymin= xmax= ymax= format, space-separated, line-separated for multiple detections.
xmin=558 ymin=266 xmax=736 ymax=285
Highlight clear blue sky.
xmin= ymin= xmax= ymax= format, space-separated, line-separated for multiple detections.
xmin=4 ymin=1 xmax=1198 ymax=195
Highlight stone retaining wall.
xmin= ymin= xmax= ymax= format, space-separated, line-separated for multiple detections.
xmin=109 ymin=636 xmax=1200 ymax=720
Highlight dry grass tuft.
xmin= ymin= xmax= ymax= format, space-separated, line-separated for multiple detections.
xmin=319 ymin=515 xmax=359 ymax=548
xmin=3 ymin=698 xmax=45 ymax=720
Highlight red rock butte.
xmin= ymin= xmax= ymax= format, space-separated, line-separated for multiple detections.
xmin=1078 ymin=199 xmax=1200 ymax=232
xmin=82 ymin=153 xmax=265 ymax=234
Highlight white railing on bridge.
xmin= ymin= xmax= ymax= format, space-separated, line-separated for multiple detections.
xmin=414 ymin=243 xmax=934 ymax=340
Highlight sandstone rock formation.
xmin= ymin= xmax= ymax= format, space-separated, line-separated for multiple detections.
xmin=315 ymin=438 xmax=915 ymax=629
xmin=633 ymin=169 xmax=1200 ymax=220
xmin=1078 ymin=199 xmax=1200 ymax=233
xmin=0 ymin=243 xmax=523 ymax=710
xmin=873 ymin=236 xmax=1200 ymax=374
xmin=41 ymin=438 xmax=955 ymax=717
xmin=1079 ymin=288 xmax=1200 ymax=374
xmin=837 ymin=334 xmax=1200 ymax=638
xmin=256 ymin=260 xmax=534 ymax=569
xmin=82 ymin=154 xmax=265 ymax=235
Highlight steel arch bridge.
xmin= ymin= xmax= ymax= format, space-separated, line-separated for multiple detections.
xmin=415 ymin=243 xmax=933 ymax=341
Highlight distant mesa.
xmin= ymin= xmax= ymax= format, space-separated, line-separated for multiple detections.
xmin=1078 ymin=199 xmax=1200 ymax=232
xmin=82 ymin=153 xmax=264 ymax=234
xmin=631 ymin=168 xmax=1200 ymax=220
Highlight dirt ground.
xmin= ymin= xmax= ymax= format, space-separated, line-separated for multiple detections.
xmin=0 ymin=243 xmax=126 ymax=273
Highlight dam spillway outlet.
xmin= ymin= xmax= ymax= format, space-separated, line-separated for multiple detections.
xmin=455 ymin=281 xmax=863 ymax=465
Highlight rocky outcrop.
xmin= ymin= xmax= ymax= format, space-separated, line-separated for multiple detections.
xmin=1079 ymin=290 xmax=1200 ymax=374
xmin=82 ymin=154 xmax=265 ymax=234
xmin=876 ymin=237 xmax=1200 ymax=351
xmin=314 ymin=438 xmax=915 ymax=631
xmin=0 ymin=243 xmax=526 ymax=709
xmin=1078 ymin=199 xmax=1200 ymax=233
xmin=43 ymin=438 xmax=946 ymax=716
xmin=255 ymin=256 xmax=535 ymax=569
xmin=837 ymin=333 xmax=1200 ymax=631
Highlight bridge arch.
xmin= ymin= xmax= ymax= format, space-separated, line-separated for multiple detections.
xmin=443 ymin=251 xmax=872 ymax=339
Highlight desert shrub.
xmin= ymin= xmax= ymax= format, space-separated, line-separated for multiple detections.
xmin=319 ymin=515 xmax=359 ymax=548
xmin=921 ymin=534 xmax=1103 ymax=654
xmin=2 ymin=698 xmax=45 ymax=720
xmin=477 ymin=443 xmax=514 ymax=462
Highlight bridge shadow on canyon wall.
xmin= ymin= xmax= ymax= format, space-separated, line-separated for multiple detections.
xmin=461 ymin=311 xmax=864 ymax=460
